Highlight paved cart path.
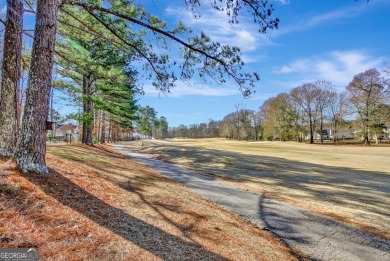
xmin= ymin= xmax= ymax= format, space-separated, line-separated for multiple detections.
xmin=113 ymin=145 xmax=390 ymax=261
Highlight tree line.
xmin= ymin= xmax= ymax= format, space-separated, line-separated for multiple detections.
xmin=0 ymin=0 xmax=278 ymax=173
xmin=168 ymin=68 xmax=390 ymax=144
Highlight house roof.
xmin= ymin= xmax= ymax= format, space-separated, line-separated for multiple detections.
xmin=56 ymin=123 xmax=79 ymax=134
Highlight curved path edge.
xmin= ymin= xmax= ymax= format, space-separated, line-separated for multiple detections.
xmin=113 ymin=144 xmax=390 ymax=261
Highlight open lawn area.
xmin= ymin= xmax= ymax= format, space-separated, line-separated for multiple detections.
xmin=0 ymin=143 xmax=296 ymax=260
xmin=128 ymin=138 xmax=390 ymax=240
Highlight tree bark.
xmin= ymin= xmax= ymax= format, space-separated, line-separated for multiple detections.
xmin=96 ymin=110 xmax=100 ymax=144
xmin=319 ymin=112 xmax=324 ymax=144
xmin=0 ymin=0 xmax=23 ymax=157
xmin=14 ymin=0 xmax=59 ymax=173
xmin=108 ymin=122 xmax=111 ymax=143
xmin=363 ymin=127 xmax=371 ymax=145
xmin=374 ymin=133 xmax=379 ymax=144
xmin=100 ymin=112 xmax=106 ymax=144
xmin=82 ymin=75 xmax=93 ymax=145
xmin=309 ymin=117 xmax=314 ymax=144
xmin=363 ymin=118 xmax=371 ymax=145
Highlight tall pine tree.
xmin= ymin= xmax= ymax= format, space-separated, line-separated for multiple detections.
xmin=11 ymin=0 xmax=278 ymax=173
xmin=0 ymin=0 xmax=23 ymax=157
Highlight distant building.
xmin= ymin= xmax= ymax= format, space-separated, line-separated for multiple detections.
xmin=307 ymin=129 xmax=354 ymax=141
xmin=307 ymin=127 xmax=389 ymax=141
xmin=381 ymin=128 xmax=389 ymax=140
xmin=374 ymin=127 xmax=389 ymax=141
xmin=54 ymin=123 xmax=80 ymax=142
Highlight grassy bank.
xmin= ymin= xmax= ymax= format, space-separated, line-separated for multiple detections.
xmin=0 ymin=143 xmax=296 ymax=260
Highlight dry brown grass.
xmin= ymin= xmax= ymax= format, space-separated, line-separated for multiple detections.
xmin=130 ymin=138 xmax=390 ymax=240
xmin=0 ymin=143 xmax=297 ymax=261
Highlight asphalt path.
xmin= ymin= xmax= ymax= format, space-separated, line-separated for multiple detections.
xmin=113 ymin=144 xmax=390 ymax=261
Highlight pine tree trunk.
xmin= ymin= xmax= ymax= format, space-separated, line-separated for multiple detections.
xmin=14 ymin=0 xmax=59 ymax=173
xmin=112 ymin=123 xmax=116 ymax=142
xmin=96 ymin=110 xmax=100 ymax=144
xmin=18 ymin=73 xmax=26 ymax=130
xmin=100 ymin=112 xmax=106 ymax=144
xmin=0 ymin=0 xmax=23 ymax=157
xmin=82 ymin=75 xmax=93 ymax=145
xmin=108 ymin=122 xmax=112 ymax=143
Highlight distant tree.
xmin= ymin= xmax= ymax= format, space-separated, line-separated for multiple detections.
xmin=313 ymin=79 xmax=333 ymax=143
xmin=288 ymin=94 xmax=305 ymax=142
xmin=137 ymin=106 xmax=158 ymax=138
xmin=290 ymin=83 xmax=320 ymax=144
xmin=328 ymin=90 xmax=347 ymax=142
xmin=167 ymin=119 xmax=220 ymax=139
xmin=221 ymin=112 xmax=236 ymax=139
xmin=157 ymin=116 xmax=169 ymax=139
xmin=238 ymin=109 xmax=255 ymax=140
xmin=177 ymin=124 xmax=189 ymax=138
xmin=248 ymin=111 xmax=262 ymax=140
xmin=346 ymin=68 xmax=389 ymax=145
xmin=207 ymin=119 xmax=221 ymax=138
xmin=218 ymin=106 xmax=255 ymax=140
xmin=259 ymin=93 xmax=297 ymax=141
xmin=370 ymin=103 xmax=390 ymax=143
xmin=234 ymin=104 xmax=242 ymax=140
xmin=275 ymin=93 xmax=297 ymax=141
xmin=259 ymin=97 xmax=277 ymax=140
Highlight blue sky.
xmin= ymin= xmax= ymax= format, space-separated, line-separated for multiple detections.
xmin=1 ymin=0 xmax=389 ymax=127
xmin=138 ymin=0 xmax=390 ymax=127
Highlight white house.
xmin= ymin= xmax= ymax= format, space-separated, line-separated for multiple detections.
xmin=55 ymin=123 xmax=80 ymax=142
xmin=307 ymin=128 xmax=354 ymax=141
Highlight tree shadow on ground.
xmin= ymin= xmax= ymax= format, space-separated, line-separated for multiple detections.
xmin=111 ymin=145 xmax=390 ymax=259
xmin=22 ymin=170 xmax=227 ymax=261
xmin=137 ymin=144 xmax=390 ymax=219
xmin=258 ymin=195 xmax=390 ymax=260
xmin=258 ymin=196 xmax=311 ymax=246
xmin=48 ymin=145 xmax=300 ymax=260
xmin=47 ymin=144 xmax=390 ymax=242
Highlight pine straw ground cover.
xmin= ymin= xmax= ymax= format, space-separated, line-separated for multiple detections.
xmin=0 ymin=144 xmax=297 ymax=261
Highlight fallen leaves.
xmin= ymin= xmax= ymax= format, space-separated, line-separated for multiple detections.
xmin=0 ymin=144 xmax=296 ymax=260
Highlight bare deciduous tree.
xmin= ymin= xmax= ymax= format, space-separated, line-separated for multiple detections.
xmin=313 ymin=79 xmax=333 ymax=143
xmin=346 ymin=68 xmax=389 ymax=145
xmin=290 ymin=83 xmax=320 ymax=144
xmin=328 ymin=90 xmax=347 ymax=142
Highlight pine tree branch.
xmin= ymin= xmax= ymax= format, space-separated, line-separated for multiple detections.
xmin=65 ymin=1 xmax=224 ymax=63
xmin=62 ymin=0 xmax=261 ymax=95
xmin=23 ymin=0 xmax=35 ymax=14
xmin=82 ymin=8 xmax=167 ymax=83
xmin=241 ymin=0 xmax=277 ymax=30
xmin=23 ymin=9 xmax=36 ymax=14
xmin=59 ymin=9 xmax=125 ymax=49
xmin=57 ymin=18 xmax=123 ymax=51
